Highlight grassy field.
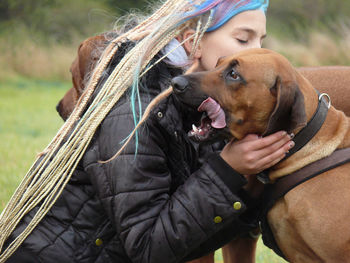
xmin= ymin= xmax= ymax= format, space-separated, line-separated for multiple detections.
xmin=0 ymin=77 xmax=67 ymax=209
xmin=0 ymin=77 xmax=286 ymax=262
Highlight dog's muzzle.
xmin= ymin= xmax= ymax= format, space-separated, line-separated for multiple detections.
xmin=171 ymin=75 xmax=231 ymax=143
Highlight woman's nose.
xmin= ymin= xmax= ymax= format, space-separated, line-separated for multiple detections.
xmin=250 ymin=40 xmax=262 ymax=49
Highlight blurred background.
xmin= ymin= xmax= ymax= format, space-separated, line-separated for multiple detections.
xmin=0 ymin=1 xmax=349 ymax=262
xmin=1 ymin=0 xmax=350 ymax=81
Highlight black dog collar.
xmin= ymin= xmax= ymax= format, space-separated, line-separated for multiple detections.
xmin=257 ymin=91 xmax=331 ymax=184
xmin=285 ymin=91 xmax=330 ymax=159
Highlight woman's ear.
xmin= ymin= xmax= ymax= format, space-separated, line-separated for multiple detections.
xmin=180 ymin=29 xmax=202 ymax=59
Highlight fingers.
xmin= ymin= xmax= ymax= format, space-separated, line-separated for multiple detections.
xmin=254 ymin=133 xmax=294 ymax=160
xmin=220 ymin=131 xmax=295 ymax=175
xmin=257 ymin=140 xmax=294 ymax=171
xmin=240 ymin=134 xmax=260 ymax=142
xmin=243 ymin=131 xmax=294 ymax=172
xmin=251 ymin=131 xmax=291 ymax=150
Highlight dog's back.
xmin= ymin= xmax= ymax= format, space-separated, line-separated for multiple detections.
xmin=298 ymin=66 xmax=350 ymax=116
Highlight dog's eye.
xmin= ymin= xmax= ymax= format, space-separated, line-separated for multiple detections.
xmin=228 ymin=69 xmax=240 ymax=81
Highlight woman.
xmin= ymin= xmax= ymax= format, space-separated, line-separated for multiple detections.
xmin=1 ymin=0 xmax=293 ymax=262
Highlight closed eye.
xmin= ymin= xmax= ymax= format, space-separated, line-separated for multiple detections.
xmin=237 ymin=39 xmax=248 ymax=44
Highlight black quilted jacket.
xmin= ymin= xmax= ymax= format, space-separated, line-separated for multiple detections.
xmin=6 ymin=41 xmax=255 ymax=263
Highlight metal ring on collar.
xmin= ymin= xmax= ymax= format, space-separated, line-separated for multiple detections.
xmin=248 ymin=229 xmax=261 ymax=239
xmin=318 ymin=93 xmax=331 ymax=109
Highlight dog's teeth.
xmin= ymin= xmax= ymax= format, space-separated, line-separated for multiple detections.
xmin=192 ymin=124 xmax=198 ymax=132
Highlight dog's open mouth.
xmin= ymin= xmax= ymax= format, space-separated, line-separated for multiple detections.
xmin=189 ymin=114 xmax=213 ymax=141
xmin=188 ymin=97 xmax=228 ymax=142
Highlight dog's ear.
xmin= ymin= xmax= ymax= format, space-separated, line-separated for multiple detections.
xmin=263 ymin=76 xmax=307 ymax=136
xmin=57 ymin=35 xmax=106 ymax=121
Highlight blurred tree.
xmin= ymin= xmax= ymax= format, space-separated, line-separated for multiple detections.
xmin=0 ymin=0 xmax=152 ymax=43
xmin=267 ymin=0 xmax=350 ymax=39
xmin=0 ymin=0 xmax=56 ymax=23
xmin=0 ymin=0 xmax=112 ymax=43
xmin=1 ymin=0 xmax=349 ymax=43
xmin=103 ymin=0 xmax=150 ymax=13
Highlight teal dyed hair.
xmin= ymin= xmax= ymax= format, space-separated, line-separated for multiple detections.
xmin=205 ymin=0 xmax=268 ymax=31
xmin=130 ymin=65 xmax=142 ymax=155
xmin=182 ymin=0 xmax=268 ymax=31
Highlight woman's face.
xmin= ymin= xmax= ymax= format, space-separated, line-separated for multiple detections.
xmin=197 ymin=9 xmax=267 ymax=71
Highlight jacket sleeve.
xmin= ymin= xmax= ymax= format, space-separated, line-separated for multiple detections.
xmin=84 ymin=100 xmax=249 ymax=263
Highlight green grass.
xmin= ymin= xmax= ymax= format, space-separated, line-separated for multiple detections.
xmin=0 ymin=77 xmax=286 ymax=262
xmin=214 ymin=241 xmax=287 ymax=263
xmin=0 ymin=77 xmax=67 ymax=210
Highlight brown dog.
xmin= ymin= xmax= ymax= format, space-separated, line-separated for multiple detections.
xmin=172 ymin=48 xmax=350 ymax=262
xmin=59 ymin=36 xmax=350 ymax=263
xmin=56 ymin=35 xmax=108 ymax=120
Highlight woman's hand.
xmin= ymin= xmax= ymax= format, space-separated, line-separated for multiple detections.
xmin=220 ymin=131 xmax=294 ymax=175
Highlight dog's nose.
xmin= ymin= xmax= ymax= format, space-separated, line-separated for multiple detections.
xmin=56 ymin=102 xmax=61 ymax=113
xmin=171 ymin=76 xmax=189 ymax=93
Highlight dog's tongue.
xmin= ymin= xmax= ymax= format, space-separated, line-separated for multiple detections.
xmin=198 ymin=97 xmax=226 ymax=129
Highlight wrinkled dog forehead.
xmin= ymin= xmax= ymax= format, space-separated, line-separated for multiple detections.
xmin=222 ymin=56 xmax=276 ymax=87
xmin=230 ymin=50 xmax=296 ymax=85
